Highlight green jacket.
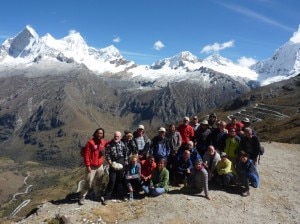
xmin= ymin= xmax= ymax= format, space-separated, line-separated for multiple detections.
xmin=216 ymin=158 xmax=232 ymax=175
xmin=224 ymin=136 xmax=240 ymax=158
xmin=150 ymin=167 xmax=169 ymax=192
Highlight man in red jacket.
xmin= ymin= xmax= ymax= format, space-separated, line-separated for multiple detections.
xmin=177 ymin=116 xmax=194 ymax=148
xmin=79 ymin=128 xmax=106 ymax=205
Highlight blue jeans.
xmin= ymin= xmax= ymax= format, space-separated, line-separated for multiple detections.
xmin=239 ymin=172 xmax=260 ymax=189
xmin=143 ymin=185 xmax=166 ymax=197
xmin=248 ymin=173 xmax=260 ymax=188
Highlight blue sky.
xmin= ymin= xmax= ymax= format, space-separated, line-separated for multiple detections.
xmin=0 ymin=0 xmax=299 ymax=65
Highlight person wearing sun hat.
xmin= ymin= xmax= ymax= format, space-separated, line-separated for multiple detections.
xmin=240 ymin=118 xmax=257 ymax=136
xmin=177 ymin=116 xmax=194 ymax=147
xmin=216 ymin=152 xmax=234 ymax=189
xmin=236 ymin=150 xmax=260 ymax=197
xmin=121 ymin=130 xmax=138 ymax=158
xmin=195 ymin=119 xmax=212 ymax=158
xmin=238 ymin=127 xmax=261 ymax=165
xmin=150 ymin=127 xmax=170 ymax=163
xmin=133 ymin=124 xmax=151 ymax=160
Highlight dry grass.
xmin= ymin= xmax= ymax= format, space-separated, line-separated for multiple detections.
xmin=88 ymin=200 xmax=147 ymax=223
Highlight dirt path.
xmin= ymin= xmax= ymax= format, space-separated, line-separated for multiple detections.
xmin=18 ymin=142 xmax=300 ymax=224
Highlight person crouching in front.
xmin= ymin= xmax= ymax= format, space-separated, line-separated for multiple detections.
xmin=185 ymin=159 xmax=212 ymax=200
xmin=236 ymin=151 xmax=260 ymax=197
xmin=143 ymin=158 xmax=169 ymax=197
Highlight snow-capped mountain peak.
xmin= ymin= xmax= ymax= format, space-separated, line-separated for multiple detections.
xmin=203 ymin=53 xmax=231 ymax=65
xmin=290 ymin=25 xmax=300 ymax=43
xmin=1 ymin=25 xmax=39 ymax=58
xmin=99 ymin=45 xmax=122 ymax=60
xmin=0 ymin=26 xmax=134 ymax=73
xmin=150 ymin=51 xmax=200 ymax=70
xmin=202 ymin=53 xmax=258 ymax=80
xmin=252 ymin=29 xmax=300 ymax=85
xmin=174 ymin=51 xmax=199 ymax=63
xmin=1 ymin=25 xmax=300 ymax=87
xmin=61 ymin=31 xmax=87 ymax=50
xmin=24 ymin=25 xmax=39 ymax=40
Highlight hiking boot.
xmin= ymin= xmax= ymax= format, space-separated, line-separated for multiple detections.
xmin=241 ymin=190 xmax=250 ymax=197
xmin=99 ymin=196 xmax=107 ymax=206
xmin=78 ymin=197 xmax=85 ymax=205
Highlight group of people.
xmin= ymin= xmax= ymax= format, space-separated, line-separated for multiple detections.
xmin=78 ymin=114 xmax=261 ymax=205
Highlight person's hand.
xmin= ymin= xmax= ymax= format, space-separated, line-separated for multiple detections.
xmin=187 ymin=169 xmax=190 ymax=174
xmin=86 ymin=166 xmax=92 ymax=173
xmin=99 ymin=150 xmax=105 ymax=157
xmin=127 ymin=175 xmax=132 ymax=179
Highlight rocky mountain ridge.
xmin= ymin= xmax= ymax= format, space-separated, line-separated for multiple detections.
xmin=0 ymin=62 xmax=251 ymax=168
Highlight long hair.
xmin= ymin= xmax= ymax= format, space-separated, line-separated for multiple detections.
xmin=93 ymin=128 xmax=105 ymax=138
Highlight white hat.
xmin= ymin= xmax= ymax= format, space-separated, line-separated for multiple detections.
xmin=221 ymin=152 xmax=227 ymax=157
xmin=200 ymin=120 xmax=209 ymax=125
xmin=138 ymin=124 xmax=144 ymax=130
xmin=158 ymin=127 xmax=166 ymax=132
xmin=242 ymin=118 xmax=250 ymax=123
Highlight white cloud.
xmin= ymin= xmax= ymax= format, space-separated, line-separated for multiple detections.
xmin=290 ymin=25 xmax=300 ymax=43
xmin=113 ymin=36 xmax=121 ymax=43
xmin=237 ymin=56 xmax=257 ymax=67
xmin=201 ymin=40 xmax=234 ymax=54
xmin=153 ymin=41 xmax=165 ymax=51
